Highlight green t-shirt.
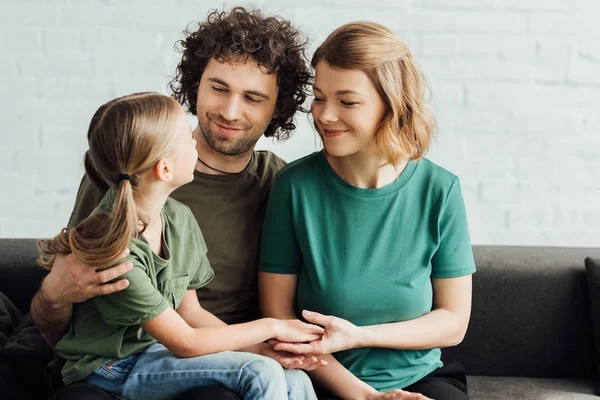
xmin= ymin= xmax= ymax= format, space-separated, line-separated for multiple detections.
xmin=259 ymin=151 xmax=476 ymax=391
xmin=55 ymin=190 xmax=214 ymax=385
xmin=68 ymin=150 xmax=286 ymax=324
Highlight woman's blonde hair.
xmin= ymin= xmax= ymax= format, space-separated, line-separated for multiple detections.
xmin=312 ymin=21 xmax=437 ymax=165
xmin=38 ymin=92 xmax=181 ymax=270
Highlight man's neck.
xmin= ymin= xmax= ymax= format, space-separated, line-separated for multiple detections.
xmin=194 ymin=126 xmax=253 ymax=175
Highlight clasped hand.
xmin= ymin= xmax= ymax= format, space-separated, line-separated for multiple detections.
xmin=269 ymin=309 xmax=362 ymax=355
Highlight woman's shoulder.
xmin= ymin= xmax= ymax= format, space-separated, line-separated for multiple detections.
xmin=275 ymin=151 xmax=323 ymax=185
xmin=414 ymin=157 xmax=460 ymax=189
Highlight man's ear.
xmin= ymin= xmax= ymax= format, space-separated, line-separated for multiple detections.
xmin=154 ymin=159 xmax=173 ymax=182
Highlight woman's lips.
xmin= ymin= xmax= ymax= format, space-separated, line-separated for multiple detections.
xmin=323 ymin=129 xmax=347 ymax=137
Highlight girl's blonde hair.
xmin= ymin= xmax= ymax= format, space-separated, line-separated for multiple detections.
xmin=38 ymin=92 xmax=181 ymax=270
xmin=312 ymin=21 xmax=437 ymax=165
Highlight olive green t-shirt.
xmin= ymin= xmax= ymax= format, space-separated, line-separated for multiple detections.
xmin=68 ymin=150 xmax=286 ymax=324
xmin=259 ymin=151 xmax=476 ymax=391
xmin=55 ymin=190 xmax=214 ymax=385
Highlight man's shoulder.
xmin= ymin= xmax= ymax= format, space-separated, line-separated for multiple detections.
xmin=254 ymin=150 xmax=287 ymax=172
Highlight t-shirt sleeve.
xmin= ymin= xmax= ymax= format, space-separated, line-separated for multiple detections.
xmin=259 ymin=177 xmax=303 ymax=274
xmin=431 ymin=177 xmax=476 ymax=279
xmin=187 ymin=219 xmax=215 ymax=290
xmin=91 ymin=259 xmax=169 ymax=326
xmin=67 ymin=174 xmax=108 ymax=228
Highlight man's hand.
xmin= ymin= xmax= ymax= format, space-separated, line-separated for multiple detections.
xmin=270 ymin=310 xmax=362 ymax=355
xmin=31 ymin=249 xmax=132 ymax=347
xmin=43 ymin=250 xmax=133 ymax=305
xmin=256 ymin=342 xmax=327 ymax=371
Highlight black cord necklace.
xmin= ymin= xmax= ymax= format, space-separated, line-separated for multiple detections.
xmin=197 ymin=152 xmax=253 ymax=175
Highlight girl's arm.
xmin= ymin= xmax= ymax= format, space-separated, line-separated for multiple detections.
xmin=271 ymin=275 xmax=472 ymax=355
xmin=141 ymin=289 xmax=323 ymax=358
xmin=259 ymin=272 xmax=380 ymax=400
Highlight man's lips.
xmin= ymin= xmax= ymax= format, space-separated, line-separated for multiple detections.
xmin=213 ymin=121 xmax=244 ymax=135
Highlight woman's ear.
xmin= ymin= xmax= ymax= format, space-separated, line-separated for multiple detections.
xmin=154 ymin=159 xmax=174 ymax=182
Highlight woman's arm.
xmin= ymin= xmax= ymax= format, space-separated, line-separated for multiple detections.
xmin=272 ymin=275 xmax=472 ymax=355
xmin=141 ymin=288 xmax=323 ymax=358
xmin=259 ymin=272 xmax=380 ymax=400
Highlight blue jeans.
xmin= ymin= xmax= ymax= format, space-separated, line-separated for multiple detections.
xmin=83 ymin=343 xmax=317 ymax=400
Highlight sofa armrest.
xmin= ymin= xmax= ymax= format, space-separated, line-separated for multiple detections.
xmin=0 ymin=239 xmax=48 ymax=315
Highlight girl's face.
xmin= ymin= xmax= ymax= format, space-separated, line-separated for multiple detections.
xmin=168 ymin=105 xmax=198 ymax=187
xmin=311 ymin=61 xmax=388 ymax=158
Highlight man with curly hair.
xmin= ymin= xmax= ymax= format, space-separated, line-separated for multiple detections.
xmin=28 ymin=7 xmax=322 ymax=400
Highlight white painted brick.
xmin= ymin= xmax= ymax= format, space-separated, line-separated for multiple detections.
xmin=466 ymin=204 xmax=508 ymax=232
xmin=537 ymin=38 xmax=575 ymax=64
xmin=509 ymin=206 xmax=552 ymax=231
xmin=452 ymin=108 xmax=508 ymax=134
xmin=569 ymin=53 xmax=600 ymax=85
xmin=541 ymin=231 xmax=600 ymax=247
xmin=81 ymin=28 xmax=161 ymax=54
xmin=459 ymin=35 xmax=537 ymax=61
xmin=0 ymin=123 xmax=41 ymax=148
xmin=2 ymin=1 xmax=600 ymax=246
xmin=480 ymin=179 xmax=519 ymax=203
xmin=0 ymin=28 xmax=41 ymax=52
xmin=0 ymin=147 xmax=15 ymax=172
xmin=37 ymin=77 xmax=112 ymax=101
xmin=421 ymin=34 xmax=458 ymax=59
xmin=473 ymin=230 xmax=543 ymax=246
xmin=92 ymin=54 xmax=171 ymax=80
xmin=582 ymin=211 xmax=600 ymax=230
xmin=529 ymin=13 xmax=597 ymax=36
xmin=371 ymin=11 xmax=528 ymax=34
xmin=4 ymin=218 xmax=68 ymax=239
xmin=41 ymin=28 xmax=81 ymax=54
xmin=418 ymin=0 xmax=572 ymax=11
xmin=0 ymin=5 xmax=59 ymax=27
xmin=507 ymin=113 xmax=584 ymax=135
xmin=18 ymin=54 xmax=93 ymax=78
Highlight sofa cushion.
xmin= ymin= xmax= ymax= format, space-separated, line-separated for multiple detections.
xmin=468 ymin=375 xmax=597 ymax=400
xmin=585 ymin=257 xmax=600 ymax=381
xmin=443 ymin=246 xmax=600 ymax=378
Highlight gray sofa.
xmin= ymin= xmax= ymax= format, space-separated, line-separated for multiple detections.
xmin=0 ymin=238 xmax=599 ymax=399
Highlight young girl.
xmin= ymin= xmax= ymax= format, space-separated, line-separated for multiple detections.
xmin=38 ymin=92 xmax=322 ymax=400
xmin=259 ymin=22 xmax=475 ymax=400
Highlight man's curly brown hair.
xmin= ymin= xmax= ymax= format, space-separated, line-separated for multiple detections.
xmin=169 ymin=7 xmax=312 ymax=140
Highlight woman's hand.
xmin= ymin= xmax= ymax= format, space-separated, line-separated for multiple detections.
xmin=271 ymin=318 xmax=324 ymax=343
xmin=368 ymin=390 xmax=432 ymax=400
xmin=271 ymin=310 xmax=363 ymax=355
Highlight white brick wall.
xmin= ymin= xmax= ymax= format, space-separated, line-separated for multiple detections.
xmin=1 ymin=0 xmax=598 ymax=246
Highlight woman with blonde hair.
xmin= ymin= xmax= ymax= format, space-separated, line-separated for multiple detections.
xmin=38 ymin=92 xmax=323 ymax=400
xmin=259 ymin=22 xmax=474 ymax=400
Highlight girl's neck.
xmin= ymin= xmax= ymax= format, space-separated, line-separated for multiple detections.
xmin=133 ymin=185 xmax=170 ymax=256
xmin=325 ymin=149 xmax=407 ymax=189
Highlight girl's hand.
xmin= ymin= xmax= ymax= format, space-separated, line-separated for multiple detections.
xmin=368 ymin=390 xmax=433 ymax=400
xmin=271 ymin=310 xmax=362 ymax=355
xmin=271 ymin=318 xmax=324 ymax=343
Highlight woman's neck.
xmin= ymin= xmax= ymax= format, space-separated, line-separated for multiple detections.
xmin=325 ymin=150 xmax=407 ymax=189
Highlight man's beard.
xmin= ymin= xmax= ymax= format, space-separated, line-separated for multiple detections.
xmin=198 ymin=114 xmax=262 ymax=156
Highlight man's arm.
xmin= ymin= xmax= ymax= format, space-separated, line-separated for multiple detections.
xmin=31 ymin=250 xmax=133 ymax=347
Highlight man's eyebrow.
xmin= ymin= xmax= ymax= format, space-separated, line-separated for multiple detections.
xmin=313 ymin=86 xmax=364 ymax=96
xmin=207 ymin=77 xmax=270 ymax=100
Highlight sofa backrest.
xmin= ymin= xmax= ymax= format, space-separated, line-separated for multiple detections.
xmin=1 ymin=239 xmax=598 ymax=378
xmin=442 ymin=245 xmax=600 ymax=379
xmin=0 ymin=239 xmax=48 ymax=315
